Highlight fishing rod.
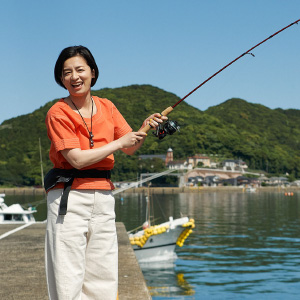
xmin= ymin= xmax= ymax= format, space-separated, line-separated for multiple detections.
xmin=141 ymin=18 xmax=300 ymax=139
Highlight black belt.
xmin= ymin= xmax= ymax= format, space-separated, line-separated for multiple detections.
xmin=44 ymin=168 xmax=111 ymax=215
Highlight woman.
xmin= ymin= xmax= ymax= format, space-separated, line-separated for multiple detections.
xmin=45 ymin=45 xmax=166 ymax=300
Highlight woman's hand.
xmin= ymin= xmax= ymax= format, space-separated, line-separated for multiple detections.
xmin=120 ymin=113 xmax=167 ymax=156
xmin=142 ymin=113 xmax=168 ymax=130
xmin=117 ymin=131 xmax=147 ymax=149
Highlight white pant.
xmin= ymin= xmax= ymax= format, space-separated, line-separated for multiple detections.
xmin=45 ymin=189 xmax=118 ymax=300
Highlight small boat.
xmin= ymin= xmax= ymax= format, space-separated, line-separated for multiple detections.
xmin=245 ymin=187 xmax=256 ymax=193
xmin=128 ymin=187 xmax=195 ymax=263
xmin=113 ymin=171 xmax=195 ymax=262
xmin=0 ymin=194 xmax=37 ymax=224
xmin=129 ymin=216 xmax=195 ymax=263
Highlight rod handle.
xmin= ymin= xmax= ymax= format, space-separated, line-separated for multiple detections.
xmin=140 ymin=106 xmax=174 ymax=133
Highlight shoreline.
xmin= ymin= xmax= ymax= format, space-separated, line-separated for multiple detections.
xmin=115 ymin=186 xmax=300 ymax=194
xmin=0 ymin=186 xmax=299 ymax=196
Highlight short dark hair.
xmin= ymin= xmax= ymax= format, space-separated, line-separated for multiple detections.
xmin=54 ymin=45 xmax=99 ymax=89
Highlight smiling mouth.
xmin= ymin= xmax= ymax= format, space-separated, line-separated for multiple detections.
xmin=72 ymin=82 xmax=83 ymax=88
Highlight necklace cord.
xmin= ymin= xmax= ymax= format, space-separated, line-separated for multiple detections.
xmin=70 ymin=97 xmax=94 ymax=147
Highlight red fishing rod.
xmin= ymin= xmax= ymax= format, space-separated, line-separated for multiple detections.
xmin=141 ymin=19 xmax=300 ymax=138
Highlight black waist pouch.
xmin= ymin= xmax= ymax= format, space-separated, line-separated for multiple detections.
xmin=44 ymin=168 xmax=111 ymax=215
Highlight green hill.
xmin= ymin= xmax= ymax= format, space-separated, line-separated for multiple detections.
xmin=205 ymin=98 xmax=300 ymax=174
xmin=0 ymin=85 xmax=299 ymax=186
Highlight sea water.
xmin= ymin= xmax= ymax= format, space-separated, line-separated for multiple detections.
xmin=115 ymin=190 xmax=300 ymax=300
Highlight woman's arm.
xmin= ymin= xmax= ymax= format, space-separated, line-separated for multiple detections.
xmin=60 ymin=113 xmax=167 ymax=169
xmin=61 ymin=131 xmax=147 ymax=169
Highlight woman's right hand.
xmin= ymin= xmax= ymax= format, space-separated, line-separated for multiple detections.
xmin=118 ymin=131 xmax=147 ymax=149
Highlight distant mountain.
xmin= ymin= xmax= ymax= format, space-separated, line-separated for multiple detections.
xmin=205 ymin=98 xmax=300 ymax=174
xmin=0 ymin=85 xmax=299 ymax=186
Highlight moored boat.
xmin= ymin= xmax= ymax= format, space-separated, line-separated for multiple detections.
xmin=0 ymin=193 xmax=37 ymax=224
xmin=129 ymin=216 xmax=195 ymax=262
xmin=245 ymin=187 xmax=256 ymax=193
xmin=113 ymin=170 xmax=195 ymax=262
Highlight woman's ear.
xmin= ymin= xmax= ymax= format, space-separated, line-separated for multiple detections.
xmin=92 ymin=69 xmax=95 ymax=78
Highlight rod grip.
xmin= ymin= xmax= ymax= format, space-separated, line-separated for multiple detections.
xmin=140 ymin=106 xmax=174 ymax=133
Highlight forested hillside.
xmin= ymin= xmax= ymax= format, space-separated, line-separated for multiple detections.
xmin=0 ymin=85 xmax=299 ymax=186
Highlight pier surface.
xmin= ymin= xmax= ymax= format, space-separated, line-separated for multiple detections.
xmin=0 ymin=222 xmax=151 ymax=300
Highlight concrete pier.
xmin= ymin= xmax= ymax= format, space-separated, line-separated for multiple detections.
xmin=0 ymin=222 xmax=151 ymax=300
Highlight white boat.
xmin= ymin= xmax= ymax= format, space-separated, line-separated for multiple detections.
xmin=245 ymin=187 xmax=256 ymax=193
xmin=0 ymin=194 xmax=37 ymax=224
xmin=128 ymin=216 xmax=195 ymax=263
xmin=127 ymin=185 xmax=195 ymax=263
xmin=113 ymin=170 xmax=195 ymax=263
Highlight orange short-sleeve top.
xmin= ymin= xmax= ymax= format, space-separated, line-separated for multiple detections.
xmin=45 ymin=96 xmax=132 ymax=190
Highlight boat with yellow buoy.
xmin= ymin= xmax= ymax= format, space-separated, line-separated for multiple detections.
xmin=129 ymin=216 xmax=195 ymax=262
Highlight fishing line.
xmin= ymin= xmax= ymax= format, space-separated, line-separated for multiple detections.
xmin=173 ymin=19 xmax=299 ymax=109
xmin=142 ymin=19 xmax=300 ymax=138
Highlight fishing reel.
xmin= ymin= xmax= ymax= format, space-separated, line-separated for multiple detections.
xmin=153 ymin=120 xmax=180 ymax=140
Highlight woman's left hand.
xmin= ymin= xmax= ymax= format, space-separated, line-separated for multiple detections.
xmin=142 ymin=113 xmax=168 ymax=130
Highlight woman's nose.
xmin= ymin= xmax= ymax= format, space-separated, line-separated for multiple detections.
xmin=71 ymin=71 xmax=79 ymax=80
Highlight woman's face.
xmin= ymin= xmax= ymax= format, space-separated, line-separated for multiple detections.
xmin=61 ymin=55 xmax=95 ymax=97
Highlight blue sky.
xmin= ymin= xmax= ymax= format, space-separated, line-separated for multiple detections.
xmin=0 ymin=0 xmax=299 ymax=124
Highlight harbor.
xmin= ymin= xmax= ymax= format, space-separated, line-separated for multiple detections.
xmin=0 ymin=222 xmax=151 ymax=300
